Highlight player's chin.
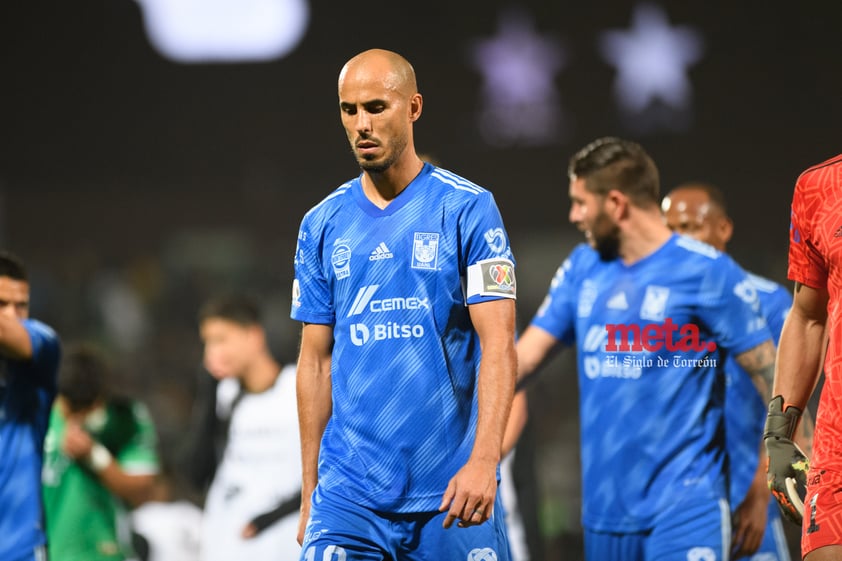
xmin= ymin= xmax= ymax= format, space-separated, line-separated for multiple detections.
xmin=360 ymin=163 xmax=390 ymax=174
xmin=208 ymin=369 xmax=237 ymax=380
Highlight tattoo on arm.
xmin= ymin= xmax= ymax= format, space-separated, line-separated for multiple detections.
xmin=735 ymin=340 xmax=776 ymax=401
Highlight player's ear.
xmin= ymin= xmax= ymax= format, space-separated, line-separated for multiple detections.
xmin=717 ymin=216 xmax=734 ymax=245
xmin=606 ymin=189 xmax=629 ymax=220
xmin=409 ymin=93 xmax=423 ymax=122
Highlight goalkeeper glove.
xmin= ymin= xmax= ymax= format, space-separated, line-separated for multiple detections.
xmin=764 ymin=395 xmax=809 ymax=525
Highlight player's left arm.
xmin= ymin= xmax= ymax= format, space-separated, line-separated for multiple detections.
xmin=734 ymin=339 xmax=776 ymax=402
xmin=440 ymin=297 xmax=516 ymax=529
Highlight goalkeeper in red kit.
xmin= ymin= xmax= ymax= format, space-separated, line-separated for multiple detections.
xmin=765 ymin=153 xmax=842 ymax=560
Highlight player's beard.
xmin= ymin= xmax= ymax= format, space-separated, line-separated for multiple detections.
xmin=354 ymin=131 xmax=408 ymax=174
xmin=590 ymin=211 xmax=621 ymax=261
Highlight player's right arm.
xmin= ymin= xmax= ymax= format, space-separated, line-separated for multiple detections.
xmin=295 ymin=322 xmax=333 ymax=545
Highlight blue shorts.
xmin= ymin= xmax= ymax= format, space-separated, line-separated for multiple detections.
xmin=584 ymin=496 xmax=731 ymax=561
xmin=300 ymin=487 xmax=511 ymax=561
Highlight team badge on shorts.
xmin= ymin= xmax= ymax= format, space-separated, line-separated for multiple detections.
xmin=412 ymin=232 xmax=439 ymax=270
xmin=468 ymin=548 xmax=498 ymax=561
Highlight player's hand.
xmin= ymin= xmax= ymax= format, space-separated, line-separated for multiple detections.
xmin=241 ymin=522 xmax=258 ymax=539
xmin=438 ymin=457 xmax=497 ymax=529
xmin=764 ymin=395 xmax=809 ymax=525
xmin=731 ymin=469 xmax=768 ymax=559
xmin=62 ymin=421 xmax=94 ymax=460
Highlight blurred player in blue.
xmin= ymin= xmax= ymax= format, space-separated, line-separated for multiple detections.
xmin=0 ymin=251 xmax=61 ymax=561
xmin=663 ymin=182 xmax=814 ymax=560
xmin=510 ymin=138 xmax=777 ymax=560
xmin=290 ymin=49 xmax=517 ymax=560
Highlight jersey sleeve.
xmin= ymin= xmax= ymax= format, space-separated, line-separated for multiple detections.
xmin=529 ymin=247 xmax=583 ymax=346
xmin=762 ymin=283 xmax=793 ymax=344
xmin=22 ymin=319 xmax=61 ymax=390
xmin=698 ymin=256 xmax=773 ymax=356
xmin=461 ymin=192 xmax=517 ymax=305
xmin=291 ymin=212 xmax=335 ymax=325
xmin=788 ymin=173 xmax=828 ymax=289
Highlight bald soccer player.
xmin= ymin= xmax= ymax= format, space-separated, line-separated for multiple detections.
xmin=291 ymin=49 xmax=518 ymax=561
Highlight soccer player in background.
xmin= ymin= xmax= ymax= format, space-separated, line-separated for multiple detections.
xmin=291 ymin=48 xmax=517 ymax=560
xmin=186 ymin=294 xmax=302 ymax=561
xmin=508 ymin=137 xmax=776 ymax=560
xmin=663 ymin=182 xmax=811 ymax=559
xmin=41 ymin=343 xmax=159 ymax=561
xmin=0 ymin=251 xmax=61 ymax=561
xmin=764 ymin=153 xmax=842 ymax=560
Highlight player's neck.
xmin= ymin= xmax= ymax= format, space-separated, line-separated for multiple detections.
xmin=619 ymin=211 xmax=673 ymax=265
xmin=240 ymin=353 xmax=280 ymax=393
xmin=362 ymin=155 xmax=424 ymax=209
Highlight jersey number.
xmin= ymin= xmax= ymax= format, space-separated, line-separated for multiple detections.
xmin=304 ymin=545 xmax=347 ymax=561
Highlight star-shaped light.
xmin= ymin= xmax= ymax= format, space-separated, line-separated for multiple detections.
xmin=469 ymin=7 xmax=567 ymax=146
xmin=600 ymin=3 xmax=704 ymax=114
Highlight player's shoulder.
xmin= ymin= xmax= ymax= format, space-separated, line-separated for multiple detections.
xmin=426 ymin=165 xmax=491 ymax=201
xmin=23 ymin=318 xmax=59 ymax=345
xmin=567 ymin=243 xmax=599 ymax=267
xmin=672 ymin=234 xmax=722 ymax=261
xmin=798 ymin=153 xmax=842 ymax=180
xmin=301 ymin=180 xmax=356 ymax=223
xmin=551 ymin=243 xmax=600 ymax=286
xmin=796 ymin=153 xmax=842 ymax=192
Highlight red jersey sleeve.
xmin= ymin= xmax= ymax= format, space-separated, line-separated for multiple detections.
xmin=788 ymin=166 xmax=830 ymax=289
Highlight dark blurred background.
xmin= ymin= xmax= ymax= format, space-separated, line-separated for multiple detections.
xmin=3 ymin=1 xmax=839 ymax=557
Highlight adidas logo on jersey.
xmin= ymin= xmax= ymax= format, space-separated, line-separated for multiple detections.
xmin=369 ymin=242 xmax=394 ymax=261
xmin=835 ymin=225 xmax=842 ymax=238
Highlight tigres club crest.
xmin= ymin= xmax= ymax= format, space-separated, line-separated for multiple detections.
xmin=412 ymin=232 xmax=439 ymax=270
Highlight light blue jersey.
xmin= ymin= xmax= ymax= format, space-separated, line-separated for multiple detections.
xmin=291 ymin=163 xmax=516 ymax=513
xmin=725 ymin=272 xmax=792 ymax=560
xmin=0 ymin=320 xmax=60 ymax=561
xmin=531 ymin=235 xmax=772 ymax=533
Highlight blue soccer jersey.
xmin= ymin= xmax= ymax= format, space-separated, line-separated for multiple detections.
xmin=291 ymin=163 xmax=516 ymax=513
xmin=724 ymin=272 xmax=792 ymax=557
xmin=531 ymin=234 xmax=772 ymax=532
xmin=0 ymin=319 xmax=60 ymax=561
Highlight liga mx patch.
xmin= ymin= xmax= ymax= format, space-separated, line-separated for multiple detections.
xmin=466 ymin=258 xmax=516 ymax=299
xmin=412 ymin=232 xmax=439 ymax=270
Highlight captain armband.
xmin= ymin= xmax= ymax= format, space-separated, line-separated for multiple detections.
xmin=466 ymin=258 xmax=517 ymax=301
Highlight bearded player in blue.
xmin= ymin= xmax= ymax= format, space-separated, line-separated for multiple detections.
xmin=291 ymin=49 xmax=517 ymax=560
xmin=0 ymin=251 xmax=61 ymax=561
xmin=509 ymin=138 xmax=777 ymax=560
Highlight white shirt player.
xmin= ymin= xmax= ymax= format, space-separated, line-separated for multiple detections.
xmin=200 ymin=364 xmax=301 ymax=561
